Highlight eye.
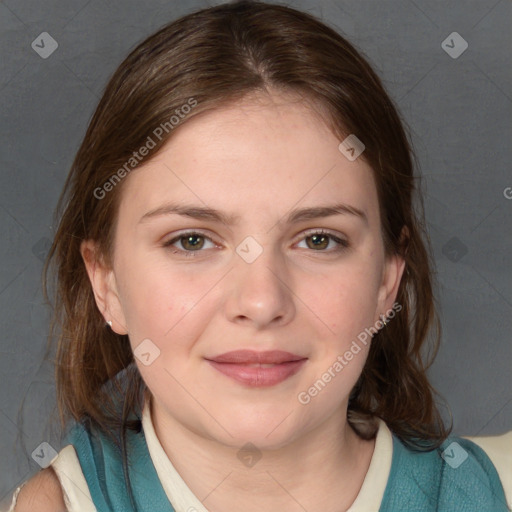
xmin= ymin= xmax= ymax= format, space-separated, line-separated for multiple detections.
xmin=296 ymin=229 xmax=349 ymax=252
xmin=162 ymin=231 xmax=217 ymax=256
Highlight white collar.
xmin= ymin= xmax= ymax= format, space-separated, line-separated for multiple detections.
xmin=142 ymin=398 xmax=393 ymax=512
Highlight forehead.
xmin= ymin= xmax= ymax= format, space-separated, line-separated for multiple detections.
xmin=117 ymin=93 xmax=379 ymax=228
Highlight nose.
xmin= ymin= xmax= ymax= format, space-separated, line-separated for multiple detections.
xmin=224 ymin=243 xmax=296 ymax=330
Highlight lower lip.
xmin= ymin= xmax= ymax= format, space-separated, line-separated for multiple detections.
xmin=207 ymin=360 xmax=307 ymax=387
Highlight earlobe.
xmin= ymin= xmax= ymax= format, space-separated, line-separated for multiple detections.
xmin=80 ymin=240 xmax=128 ymax=335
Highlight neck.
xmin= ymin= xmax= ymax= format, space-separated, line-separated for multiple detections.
xmin=150 ymin=398 xmax=375 ymax=512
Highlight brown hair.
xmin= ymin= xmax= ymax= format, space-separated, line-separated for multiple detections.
xmin=44 ymin=0 xmax=450 ymax=455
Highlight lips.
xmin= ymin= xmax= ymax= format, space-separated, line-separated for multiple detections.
xmin=205 ymin=350 xmax=307 ymax=387
xmin=208 ymin=350 xmax=305 ymax=364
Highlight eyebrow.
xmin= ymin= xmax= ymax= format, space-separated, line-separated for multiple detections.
xmin=139 ymin=201 xmax=367 ymax=226
xmin=139 ymin=203 xmax=239 ymax=225
xmin=286 ymin=203 xmax=367 ymax=225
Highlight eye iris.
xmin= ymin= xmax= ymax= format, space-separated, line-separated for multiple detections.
xmin=182 ymin=235 xmax=204 ymax=250
xmin=307 ymin=234 xmax=329 ymax=250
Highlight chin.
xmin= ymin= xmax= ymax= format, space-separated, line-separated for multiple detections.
xmin=217 ymin=427 xmax=297 ymax=452
xmin=204 ymin=406 xmax=305 ymax=450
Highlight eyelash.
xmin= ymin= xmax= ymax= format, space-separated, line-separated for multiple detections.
xmin=162 ymin=229 xmax=349 ymax=257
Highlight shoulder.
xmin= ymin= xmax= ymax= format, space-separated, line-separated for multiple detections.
xmin=380 ymin=434 xmax=509 ymax=511
xmin=464 ymin=431 xmax=512 ymax=510
xmin=14 ymin=467 xmax=67 ymax=512
xmin=440 ymin=436 xmax=510 ymax=510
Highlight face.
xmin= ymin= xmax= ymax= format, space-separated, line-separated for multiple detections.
xmin=83 ymin=92 xmax=404 ymax=449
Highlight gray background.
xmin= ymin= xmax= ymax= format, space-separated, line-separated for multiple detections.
xmin=0 ymin=0 xmax=510 ymax=504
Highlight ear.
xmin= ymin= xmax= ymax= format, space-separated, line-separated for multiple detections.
xmin=376 ymin=228 xmax=408 ymax=319
xmin=80 ymin=240 xmax=128 ymax=335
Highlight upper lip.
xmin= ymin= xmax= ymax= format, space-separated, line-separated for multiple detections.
xmin=206 ymin=350 xmax=306 ymax=364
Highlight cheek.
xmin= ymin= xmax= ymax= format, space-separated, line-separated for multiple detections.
xmin=119 ymin=271 xmax=174 ymax=336
xmin=309 ymin=260 xmax=382 ymax=338
xmin=116 ymin=256 xmax=222 ymax=347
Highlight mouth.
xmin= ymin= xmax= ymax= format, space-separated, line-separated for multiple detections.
xmin=205 ymin=350 xmax=307 ymax=387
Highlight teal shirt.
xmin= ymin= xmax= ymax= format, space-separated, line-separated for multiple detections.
xmin=63 ymin=419 xmax=509 ymax=512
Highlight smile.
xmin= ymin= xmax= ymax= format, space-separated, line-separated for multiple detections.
xmin=205 ymin=350 xmax=307 ymax=387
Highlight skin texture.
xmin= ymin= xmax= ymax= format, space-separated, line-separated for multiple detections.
xmin=82 ymin=91 xmax=405 ymax=511
xmin=13 ymin=468 xmax=66 ymax=512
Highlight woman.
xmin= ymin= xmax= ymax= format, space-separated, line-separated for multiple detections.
xmin=8 ymin=1 xmax=511 ymax=511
